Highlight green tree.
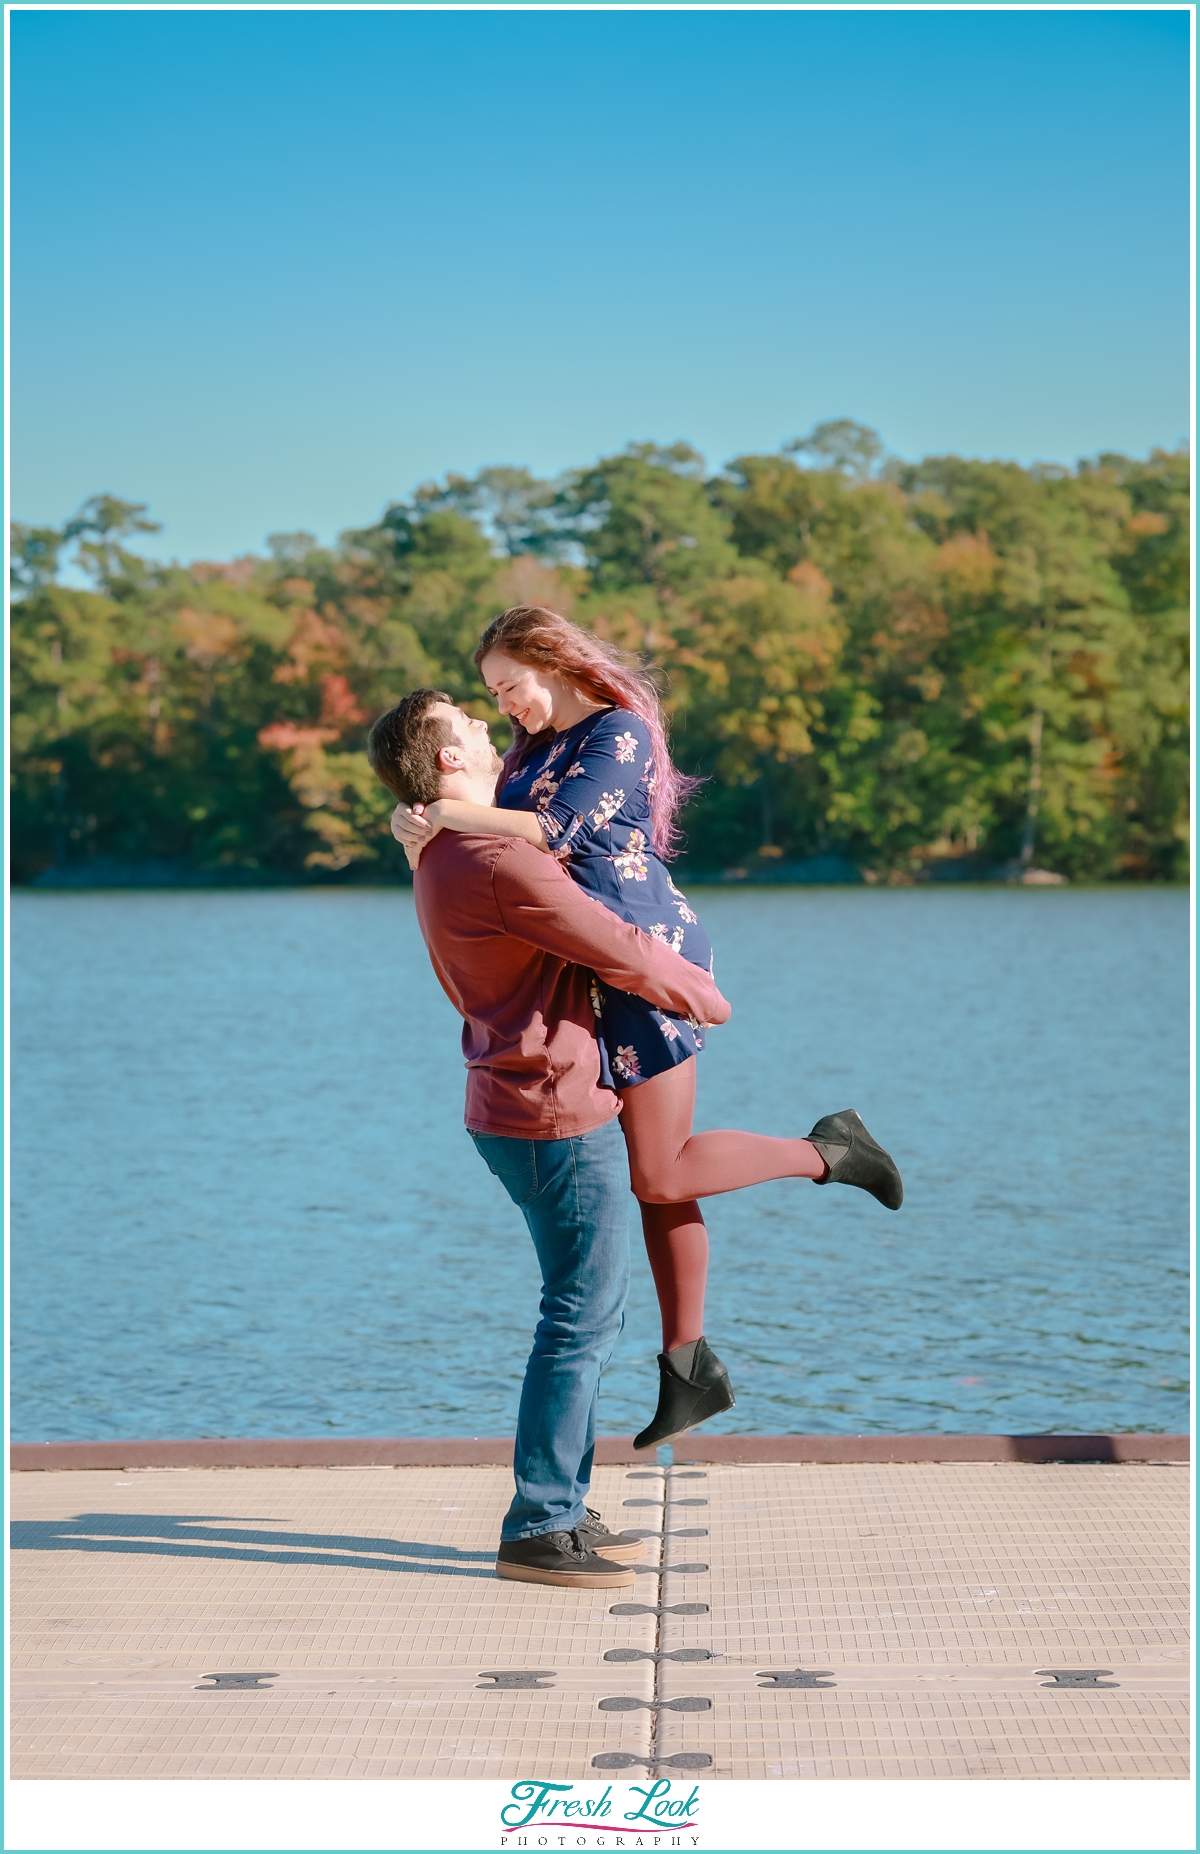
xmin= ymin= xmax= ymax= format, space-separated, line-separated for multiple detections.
xmin=563 ymin=443 xmax=739 ymax=596
xmin=9 ymin=439 xmax=1189 ymax=885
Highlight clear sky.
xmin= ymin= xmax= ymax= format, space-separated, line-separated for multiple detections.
xmin=10 ymin=6 xmax=1192 ymax=566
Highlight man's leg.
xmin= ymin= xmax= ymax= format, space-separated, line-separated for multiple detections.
xmin=470 ymin=1118 xmax=630 ymax=1540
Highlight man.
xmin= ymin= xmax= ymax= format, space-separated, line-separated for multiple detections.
xmin=367 ymin=689 xmax=730 ymax=1590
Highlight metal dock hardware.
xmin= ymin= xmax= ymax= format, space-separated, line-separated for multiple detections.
xmin=609 ymin=1601 xmax=709 ymax=1616
xmin=476 ymin=1671 xmax=556 ymax=1689
xmin=604 ymin=1648 xmax=714 ymax=1664
xmin=592 ymin=1752 xmax=712 ymax=1771
xmin=616 ymin=1526 xmax=708 ymax=1539
xmin=1036 ymin=1669 xmax=1120 ymax=1688
xmin=599 ymin=1695 xmax=712 ymax=1712
xmin=195 ymin=1671 xmax=277 ymax=1690
xmin=757 ymin=1667 xmax=836 ymax=1689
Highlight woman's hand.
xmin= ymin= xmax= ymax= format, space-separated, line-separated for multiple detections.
xmin=391 ymin=801 xmax=442 ymax=866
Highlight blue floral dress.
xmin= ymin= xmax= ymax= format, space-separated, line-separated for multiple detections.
xmin=497 ymin=707 xmax=714 ymax=1091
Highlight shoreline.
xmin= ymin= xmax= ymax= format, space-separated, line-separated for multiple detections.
xmin=13 ymin=869 xmax=1187 ymax=892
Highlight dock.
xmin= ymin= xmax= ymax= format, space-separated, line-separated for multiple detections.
xmin=9 ymin=1436 xmax=1189 ymax=1782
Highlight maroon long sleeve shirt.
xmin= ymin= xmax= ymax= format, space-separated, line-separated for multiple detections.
xmin=412 ymin=831 xmax=730 ymax=1140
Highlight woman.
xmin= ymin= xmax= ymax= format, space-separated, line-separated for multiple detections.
xmin=391 ymin=605 xmax=903 ymax=1449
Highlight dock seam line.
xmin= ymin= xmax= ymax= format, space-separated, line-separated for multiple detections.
xmin=650 ymin=1472 xmax=666 ymax=1768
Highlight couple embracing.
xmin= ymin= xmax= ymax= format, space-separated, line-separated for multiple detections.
xmin=368 ymin=604 xmax=902 ymax=1591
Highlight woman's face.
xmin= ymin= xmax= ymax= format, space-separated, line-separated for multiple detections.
xmin=480 ymin=648 xmax=569 ymax=735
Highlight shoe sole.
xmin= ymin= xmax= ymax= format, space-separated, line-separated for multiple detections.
xmin=495 ymin=1561 xmax=636 ymax=1588
xmin=634 ymin=1384 xmax=736 ymax=1452
xmin=634 ymin=1417 xmax=714 ymax=1449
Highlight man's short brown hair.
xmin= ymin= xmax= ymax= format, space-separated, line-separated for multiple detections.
xmin=367 ymin=689 xmax=454 ymax=805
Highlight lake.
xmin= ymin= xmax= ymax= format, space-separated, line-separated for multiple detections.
xmin=10 ymin=885 xmax=1189 ymax=1442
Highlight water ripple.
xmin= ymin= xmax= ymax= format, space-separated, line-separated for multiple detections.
xmin=11 ymin=886 xmax=1189 ymax=1440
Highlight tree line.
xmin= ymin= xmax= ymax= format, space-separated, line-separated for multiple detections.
xmin=10 ymin=421 xmax=1189 ymax=885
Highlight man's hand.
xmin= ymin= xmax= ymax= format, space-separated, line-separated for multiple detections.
xmin=693 ymin=989 xmax=732 ymax=1029
xmin=391 ymin=800 xmax=442 ymax=866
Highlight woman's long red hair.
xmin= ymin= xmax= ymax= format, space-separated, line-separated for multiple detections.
xmin=474 ymin=605 xmax=700 ymax=860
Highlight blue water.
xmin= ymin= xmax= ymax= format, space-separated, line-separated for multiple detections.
xmin=10 ymin=886 xmax=1190 ymax=1442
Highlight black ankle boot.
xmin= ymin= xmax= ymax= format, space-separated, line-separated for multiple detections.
xmin=634 ymin=1337 xmax=736 ymax=1451
xmin=808 ymin=1108 xmax=903 ymax=1210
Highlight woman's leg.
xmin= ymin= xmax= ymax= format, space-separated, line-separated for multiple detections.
xmin=639 ymin=1199 xmax=708 ymax=1352
xmin=621 ymin=1060 xmax=826 ymax=1206
xmin=621 ymin=1065 xmax=758 ymax=1446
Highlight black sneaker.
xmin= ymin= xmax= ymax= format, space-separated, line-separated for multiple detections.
xmin=808 ymin=1108 xmax=903 ymax=1210
xmin=576 ymin=1508 xmax=646 ymax=1562
xmin=496 ymin=1529 xmax=636 ymax=1588
xmin=634 ymin=1336 xmax=735 ymax=1451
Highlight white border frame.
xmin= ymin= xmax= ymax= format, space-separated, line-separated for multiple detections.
xmin=4 ymin=5 xmax=1195 ymax=1849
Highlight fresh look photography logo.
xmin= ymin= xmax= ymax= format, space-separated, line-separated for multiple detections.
xmin=499 ymin=1780 xmax=702 ymax=1847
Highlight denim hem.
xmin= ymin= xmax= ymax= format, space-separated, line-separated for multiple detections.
xmin=500 ymin=1505 xmax=587 ymax=1543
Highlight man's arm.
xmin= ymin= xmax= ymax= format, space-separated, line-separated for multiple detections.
xmin=490 ymin=839 xmax=731 ymax=1025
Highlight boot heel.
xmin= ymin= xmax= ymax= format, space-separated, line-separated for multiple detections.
xmin=808 ymin=1108 xmax=903 ymax=1210
xmin=634 ymin=1337 xmax=736 ymax=1451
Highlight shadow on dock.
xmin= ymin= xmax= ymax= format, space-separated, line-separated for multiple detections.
xmin=10 ymin=1513 xmax=495 ymax=1577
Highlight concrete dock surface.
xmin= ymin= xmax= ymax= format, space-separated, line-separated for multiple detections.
xmin=9 ymin=1458 xmax=1190 ymax=1781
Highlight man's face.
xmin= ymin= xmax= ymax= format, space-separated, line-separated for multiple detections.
xmin=432 ymin=703 xmax=503 ymax=782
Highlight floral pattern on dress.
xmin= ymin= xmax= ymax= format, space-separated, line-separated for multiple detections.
xmin=648 ymin=921 xmax=685 ymax=954
xmin=668 ymin=875 xmax=699 ymax=924
xmin=612 ymin=829 xmax=650 ymax=882
xmin=495 ymin=707 xmax=713 ymax=1092
xmin=590 ymin=789 xmax=625 ymax=828
xmin=529 ymin=768 xmax=561 ymax=808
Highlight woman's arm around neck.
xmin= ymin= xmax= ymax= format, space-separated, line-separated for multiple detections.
xmin=395 ymin=793 xmax=552 ymax=856
xmin=427 ymin=798 xmax=550 ymax=851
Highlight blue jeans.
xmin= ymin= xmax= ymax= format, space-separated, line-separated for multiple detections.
xmin=470 ymin=1118 xmax=631 ymax=1541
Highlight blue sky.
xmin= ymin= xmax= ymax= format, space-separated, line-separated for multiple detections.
xmin=10 ymin=6 xmax=1192 ymax=566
